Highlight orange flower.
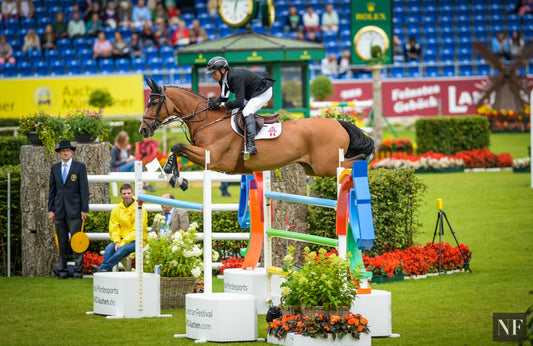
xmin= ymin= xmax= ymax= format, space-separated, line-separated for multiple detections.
xmin=360 ymin=317 xmax=368 ymax=325
xmin=357 ymin=325 xmax=363 ymax=332
xmin=324 ymin=325 xmax=330 ymax=331
xmin=284 ymin=324 xmax=289 ymax=331
xmin=330 ymin=315 xmax=341 ymax=324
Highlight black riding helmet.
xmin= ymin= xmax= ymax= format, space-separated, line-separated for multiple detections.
xmin=206 ymin=56 xmax=229 ymax=74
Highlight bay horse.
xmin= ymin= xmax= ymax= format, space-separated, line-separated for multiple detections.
xmin=139 ymin=77 xmax=374 ymax=180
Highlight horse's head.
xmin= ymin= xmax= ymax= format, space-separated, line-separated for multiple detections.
xmin=139 ymin=77 xmax=171 ymax=138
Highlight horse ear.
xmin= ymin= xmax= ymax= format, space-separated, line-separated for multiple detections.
xmin=146 ymin=77 xmax=156 ymax=91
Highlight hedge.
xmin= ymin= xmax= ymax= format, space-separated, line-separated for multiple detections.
xmin=308 ymin=168 xmax=427 ymax=257
xmin=0 ymin=166 xmax=22 ymax=276
xmin=0 ymin=136 xmax=29 ymax=166
xmin=0 ymin=119 xmax=19 ymax=137
xmin=415 ymin=115 xmax=490 ymax=155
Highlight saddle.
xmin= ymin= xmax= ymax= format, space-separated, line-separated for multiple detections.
xmin=234 ymin=111 xmax=280 ymax=137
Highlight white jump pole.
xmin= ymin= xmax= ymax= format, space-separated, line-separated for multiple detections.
xmin=134 ymin=161 xmax=144 ymax=312
xmin=203 ymin=150 xmax=213 ymax=294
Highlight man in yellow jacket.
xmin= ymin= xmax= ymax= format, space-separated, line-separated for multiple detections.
xmin=96 ymin=183 xmax=147 ymax=272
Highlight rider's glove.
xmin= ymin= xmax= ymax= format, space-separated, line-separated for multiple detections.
xmin=208 ymin=98 xmax=220 ymax=109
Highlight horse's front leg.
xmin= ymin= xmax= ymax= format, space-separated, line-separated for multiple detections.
xmin=164 ymin=143 xmax=208 ymax=190
xmin=171 ymin=143 xmax=209 ymax=168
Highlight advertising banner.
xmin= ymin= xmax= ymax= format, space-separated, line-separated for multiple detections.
xmin=0 ymin=75 xmax=145 ymax=118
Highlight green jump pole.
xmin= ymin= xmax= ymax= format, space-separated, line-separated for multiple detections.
xmin=266 ymin=229 xmax=337 ymax=247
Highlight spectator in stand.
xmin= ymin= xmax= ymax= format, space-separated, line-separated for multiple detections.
xmin=0 ymin=35 xmax=15 ymax=67
xmin=41 ymin=24 xmax=57 ymax=51
xmin=306 ymin=30 xmax=322 ymax=43
xmin=302 ymin=5 xmax=320 ymax=33
xmin=68 ymin=11 xmax=86 ymax=39
xmin=321 ymin=4 xmax=339 ymax=34
xmin=207 ymin=0 xmax=217 ymax=19
xmin=117 ymin=0 xmax=134 ymax=29
xmin=166 ymin=1 xmax=181 ymax=25
xmin=132 ymin=0 xmax=152 ymax=30
xmin=337 ymin=50 xmax=353 ymax=79
xmin=518 ymin=0 xmax=533 ymax=16
xmin=283 ymin=6 xmax=303 ymax=35
xmin=22 ymin=28 xmax=41 ymax=53
xmin=130 ymin=31 xmax=145 ymax=59
xmin=392 ymin=34 xmax=404 ymax=63
xmin=86 ymin=12 xmax=103 ymax=38
xmin=147 ymin=0 xmax=158 ymax=13
xmin=52 ymin=12 xmax=69 ymax=40
xmin=67 ymin=2 xmax=83 ymax=21
xmin=2 ymin=0 xmax=18 ymax=21
xmin=189 ymin=19 xmax=207 ymax=44
xmin=16 ymin=0 xmax=34 ymax=19
xmin=178 ymin=0 xmax=195 ymax=16
xmin=154 ymin=18 xmax=172 ymax=46
xmin=492 ymin=31 xmax=511 ymax=60
xmin=102 ymin=1 xmax=119 ymax=29
xmin=295 ymin=29 xmax=306 ymax=41
xmin=93 ymin=30 xmax=112 ymax=60
xmin=509 ymin=30 xmax=525 ymax=59
xmin=404 ymin=36 xmax=421 ymax=62
xmin=321 ymin=52 xmax=338 ymax=79
xmin=111 ymin=30 xmax=131 ymax=59
xmin=171 ymin=19 xmax=190 ymax=47
xmin=151 ymin=1 xmax=167 ymax=23
xmin=140 ymin=21 xmax=157 ymax=46
xmin=83 ymin=2 xmax=101 ymax=23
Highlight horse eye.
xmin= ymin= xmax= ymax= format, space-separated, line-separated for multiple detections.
xmin=151 ymin=101 xmax=158 ymax=106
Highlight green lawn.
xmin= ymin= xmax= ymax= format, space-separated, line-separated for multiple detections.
xmin=1 ymin=132 xmax=531 ymax=345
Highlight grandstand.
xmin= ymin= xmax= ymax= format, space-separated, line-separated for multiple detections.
xmin=1 ymin=0 xmax=532 ymax=82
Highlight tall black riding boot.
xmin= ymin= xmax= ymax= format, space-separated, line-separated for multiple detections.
xmin=243 ymin=115 xmax=258 ymax=155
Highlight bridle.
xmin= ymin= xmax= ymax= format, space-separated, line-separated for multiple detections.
xmin=141 ymin=86 xmax=231 ymax=145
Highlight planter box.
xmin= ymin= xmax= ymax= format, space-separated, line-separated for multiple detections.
xmin=416 ymin=168 xmax=464 ymax=174
xmin=267 ymin=332 xmax=371 ymax=346
xmin=370 ymin=274 xmax=404 ymax=284
xmin=513 ymin=167 xmax=531 ymax=173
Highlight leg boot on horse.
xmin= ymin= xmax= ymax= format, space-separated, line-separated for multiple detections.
xmin=242 ymin=115 xmax=258 ymax=156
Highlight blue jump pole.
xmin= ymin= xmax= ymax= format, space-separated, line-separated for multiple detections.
xmin=265 ymin=191 xmax=337 ymax=209
xmin=137 ymin=193 xmax=203 ymax=211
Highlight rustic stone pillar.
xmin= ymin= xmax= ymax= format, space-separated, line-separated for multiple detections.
xmin=270 ymin=164 xmax=308 ymax=267
xmin=20 ymin=142 xmax=110 ymax=276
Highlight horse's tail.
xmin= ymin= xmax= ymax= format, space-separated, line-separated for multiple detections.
xmin=338 ymin=120 xmax=375 ymax=163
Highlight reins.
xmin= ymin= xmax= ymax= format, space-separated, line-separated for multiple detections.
xmin=142 ymin=86 xmax=231 ymax=145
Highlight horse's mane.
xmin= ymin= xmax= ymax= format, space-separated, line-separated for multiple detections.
xmin=166 ymin=85 xmax=208 ymax=100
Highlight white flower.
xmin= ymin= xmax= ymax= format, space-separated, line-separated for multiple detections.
xmin=192 ymin=245 xmax=202 ymax=257
xmin=189 ymin=222 xmax=199 ymax=231
xmin=148 ymin=231 xmax=157 ymax=240
xmin=171 ymin=245 xmax=179 ymax=253
xmin=171 ymin=260 xmax=178 ymax=267
xmin=191 ymin=267 xmax=201 ymax=278
xmin=172 ymin=232 xmax=182 ymax=242
xmin=281 ymin=287 xmax=291 ymax=296
xmin=212 ymin=250 xmax=219 ymax=262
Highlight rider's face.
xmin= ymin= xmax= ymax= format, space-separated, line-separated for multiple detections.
xmin=211 ymin=69 xmax=224 ymax=82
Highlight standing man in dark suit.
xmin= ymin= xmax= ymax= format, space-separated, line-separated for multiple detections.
xmin=152 ymin=193 xmax=189 ymax=238
xmin=206 ymin=56 xmax=275 ymax=156
xmin=48 ymin=140 xmax=89 ymax=279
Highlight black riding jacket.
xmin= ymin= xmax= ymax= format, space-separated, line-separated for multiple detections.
xmin=215 ymin=67 xmax=274 ymax=110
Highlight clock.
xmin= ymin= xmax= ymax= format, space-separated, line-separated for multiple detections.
xmin=219 ymin=0 xmax=257 ymax=28
xmin=261 ymin=0 xmax=275 ymax=27
xmin=353 ymin=25 xmax=390 ymax=61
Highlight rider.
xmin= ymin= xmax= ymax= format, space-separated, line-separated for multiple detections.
xmin=206 ymin=56 xmax=274 ymax=156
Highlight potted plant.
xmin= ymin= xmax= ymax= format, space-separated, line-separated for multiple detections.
xmin=280 ymin=246 xmax=360 ymax=316
xmin=18 ymin=111 xmax=65 ymax=157
xmin=142 ymin=222 xmax=219 ymax=309
xmin=64 ymin=109 xmax=111 ymax=143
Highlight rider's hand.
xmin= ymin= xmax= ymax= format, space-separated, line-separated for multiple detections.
xmin=208 ymin=98 xmax=220 ymax=110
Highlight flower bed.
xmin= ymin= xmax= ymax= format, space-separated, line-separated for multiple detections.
xmin=363 ymin=242 xmax=471 ymax=278
xmin=267 ymin=312 xmax=370 ymax=343
xmin=376 ymin=138 xmax=414 ymax=160
xmin=371 ymin=148 xmax=513 ymax=171
xmin=513 ymin=158 xmax=531 ymax=173
xmin=218 ymin=255 xmax=245 ymax=274
xmin=477 ymin=105 xmax=530 ymax=133
xmin=83 ymin=251 xmax=103 ymax=275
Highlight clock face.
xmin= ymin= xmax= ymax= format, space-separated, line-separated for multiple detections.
xmin=219 ymin=0 xmax=255 ymax=28
xmin=353 ymin=26 xmax=390 ymax=61
xmin=261 ymin=0 xmax=275 ymax=27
